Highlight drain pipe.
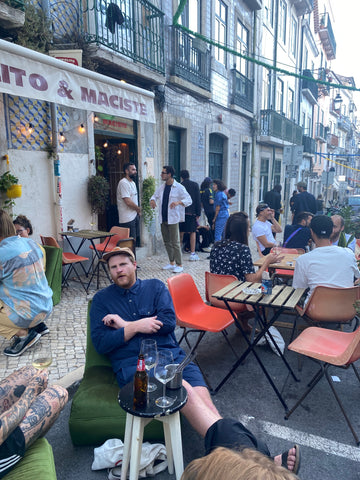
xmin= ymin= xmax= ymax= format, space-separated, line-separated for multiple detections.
xmin=50 ymin=102 xmax=64 ymax=236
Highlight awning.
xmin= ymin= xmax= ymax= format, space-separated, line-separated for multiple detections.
xmin=0 ymin=39 xmax=155 ymax=123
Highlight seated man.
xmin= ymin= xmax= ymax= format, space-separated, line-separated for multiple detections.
xmin=293 ymin=215 xmax=360 ymax=303
xmin=0 ymin=366 xmax=68 ymax=478
xmin=330 ymin=214 xmax=356 ymax=252
xmin=252 ymin=204 xmax=282 ymax=255
xmin=0 ymin=210 xmax=53 ymax=356
xmin=90 ymin=247 xmax=300 ymax=474
xmin=283 ymin=211 xmax=313 ymax=250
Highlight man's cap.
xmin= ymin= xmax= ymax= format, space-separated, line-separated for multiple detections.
xmin=297 ymin=181 xmax=307 ymax=188
xmin=310 ymin=215 xmax=333 ymax=237
xmin=204 ymin=177 xmax=212 ymax=183
xmin=256 ymin=203 xmax=269 ymax=216
xmin=103 ymin=246 xmax=135 ymax=263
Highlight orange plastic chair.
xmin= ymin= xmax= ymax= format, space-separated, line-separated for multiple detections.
xmin=205 ymin=271 xmax=251 ymax=314
xmin=167 ymin=273 xmax=236 ymax=390
xmin=286 ymin=325 xmax=360 ymax=445
xmin=270 ymin=247 xmax=304 ymax=284
xmin=89 ymin=226 xmax=130 ymax=254
xmin=40 ymin=235 xmax=89 ymax=292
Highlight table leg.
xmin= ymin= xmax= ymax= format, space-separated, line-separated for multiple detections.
xmin=161 ymin=412 xmax=184 ymax=480
xmin=162 ymin=420 xmax=174 ymax=474
xmin=129 ymin=416 xmax=145 ymax=480
xmin=121 ymin=413 xmax=133 ymax=480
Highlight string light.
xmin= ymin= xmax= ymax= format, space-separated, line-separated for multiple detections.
xmin=79 ymin=123 xmax=85 ymax=133
xmin=28 ymin=123 xmax=34 ymax=134
xmin=117 ymin=148 xmax=122 ymax=155
xmin=94 ymin=115 xmax=99 ymax=122
xmin=103 ymin=140 xmax=108 ymax=148
xmin=59 ymin=132 xmax=66 ymax=143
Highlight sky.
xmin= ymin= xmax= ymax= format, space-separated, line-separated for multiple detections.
xmin=330 ymin=0 xmax=360 ymax=106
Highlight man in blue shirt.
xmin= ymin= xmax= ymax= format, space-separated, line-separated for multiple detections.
xmin=90 ymin=247 xmax=301 ymax=474
xmin=283 ymin=212 xmax=313 ymax=250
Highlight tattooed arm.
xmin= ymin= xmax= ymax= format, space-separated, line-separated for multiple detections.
xmin=0 ymin=370 xmax=48 ymax=445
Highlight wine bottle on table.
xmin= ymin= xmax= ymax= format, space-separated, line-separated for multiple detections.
xmin=133 ymin=353 xmax=148 ymax=408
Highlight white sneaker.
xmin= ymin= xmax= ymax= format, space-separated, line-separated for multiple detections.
xmin=189 ymin=253 xmax=200 ymax=261
xmin=173 ymin=266 xmax=184 ymax=273
xmin=201 ymin=247 xmax=212 ymax=253
xmin=162 ymin=264 xmax=175 ymax=270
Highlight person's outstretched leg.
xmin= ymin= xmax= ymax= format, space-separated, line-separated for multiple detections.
xmin=19 ymin=385 xmax=68 ymax=448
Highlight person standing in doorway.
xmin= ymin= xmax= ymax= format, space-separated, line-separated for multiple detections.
xmin=180 ymin=170 xmax=201 ymax=262
xmin=200 ymin=177 xmax=215 ymax=244
xmin=116 ymin=163 xmax=141 ymax=240
xmin=150 ymin=166 xmax=192 ymax=273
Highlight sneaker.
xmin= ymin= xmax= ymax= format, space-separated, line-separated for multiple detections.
xmin=162 ymin=264 xmax=175 ymax=270
xmin=189 ymin=253 xmax=200 ymax=261
xmin=4 ymin=330 xmax=41 ymax=357
xmin=32 ymin=322 xmax=49 ymax=336
xmin=173 ymin=266 xmax=184 ymax=273
xmin=201 ymin=247 xmax=212 ymax=253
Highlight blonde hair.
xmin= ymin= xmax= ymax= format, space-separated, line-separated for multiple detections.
xmin=181 ymin=448 xmax=299 ymax=480
xmin=0 ymin=209 xmax=16 ymax=239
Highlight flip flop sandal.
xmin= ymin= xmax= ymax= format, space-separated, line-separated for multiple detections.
xmin=281 ymin=444 xmax=301 ymax=475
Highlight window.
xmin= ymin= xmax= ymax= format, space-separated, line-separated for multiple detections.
xmin=303 ymin=47 xmax=308 ymax=70
xmin=235 ymin=20 xmax=249 ymax=76
xmin=279 ymin=0 xmax=287 ymax=44
xmin=209 ymin=134 xmax=224 ymax=180
xmin=290 ymin=15 xmax=297 ymax=57
xmin=262 ymin=72 xmax=271 ymax=110
xmin=179 ymin=0 xmax=200 ymax=32
xmin=274 ymin=159 xmax=281 ymax=186
xmin=276 ymin=78 xmax=284 ymax=114
xmin=215 ymin=0 xmax=227 ymax=65
xmin=288 ymin=87 xmax=294 ymax=120
xmin=264 ymin=0 xmax=274 ymax=27
xmin=259 ymin=158 xmax=269 ymax=202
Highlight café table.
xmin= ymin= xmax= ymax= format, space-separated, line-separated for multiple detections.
xmin=60 ymin=229 xmax=114 ymax=292
xmin=253 ymin=253 xmax=300 ymax=275
xmin=212 ymin=281 xmax=307 ymax=411
xmin=118 ymin=379 xmax=187 ymax=480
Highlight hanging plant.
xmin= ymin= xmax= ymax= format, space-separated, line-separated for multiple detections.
xmin=0 ymin=171 xmax=20 ymax=210
xmin=141 ymin=176 xmax=156 ymax=228
xmin=87 ymin=175 xmax=110 ymax=214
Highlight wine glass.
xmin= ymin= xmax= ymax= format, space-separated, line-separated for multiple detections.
xmin=154 ymin=350 xmax=177 ymax=408
xmin=140 ymin=339 xmax=158 ymax=392
xmin=31 ymin=337 xmax=52 ymax=370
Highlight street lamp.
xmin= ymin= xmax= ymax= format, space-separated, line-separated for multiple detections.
xmin=334 ymin=92 xmax=343 ymax=111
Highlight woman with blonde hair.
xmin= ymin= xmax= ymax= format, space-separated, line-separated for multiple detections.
xmin=181 ymin=447 xmax=300 ymax=480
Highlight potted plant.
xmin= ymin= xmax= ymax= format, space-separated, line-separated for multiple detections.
xmin=0 ymin=171 xmax=21 ymax=199
xmin=141 ymin=176 xmax=156 ymax=228
xmin=87 ymin=175 xmax=110 ymax=214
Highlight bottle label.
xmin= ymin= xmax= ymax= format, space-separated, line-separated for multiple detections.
xmin=137 ymin=358 xmax=146 ymax=371
xmin=261 ymin=279 xmax=272 ymax=295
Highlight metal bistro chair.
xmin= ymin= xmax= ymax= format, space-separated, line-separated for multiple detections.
xmin=167 ymin=273 xmax=237 ymax=391
xmin=40 ymin=235 xmax=89 ymax=292
xmin=286 ymin=324 xmax=360 ymax=445
xmin=89 ymin=226 xmax=130 ymax=254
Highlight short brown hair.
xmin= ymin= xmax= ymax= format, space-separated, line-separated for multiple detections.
xmin=181 ymin=447 xmax=299 ymax=480
xmin=0 ymin=209 xmax=16 ymax=239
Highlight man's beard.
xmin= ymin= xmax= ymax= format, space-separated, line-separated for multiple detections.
xmin=129 ymin=173 xmax=137 ymax=180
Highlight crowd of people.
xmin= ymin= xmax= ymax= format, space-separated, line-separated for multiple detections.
xmin=2 ymin=166 xmax=360 ymax=478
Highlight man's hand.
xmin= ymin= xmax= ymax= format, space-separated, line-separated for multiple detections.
xmin=135 ymin=316 xmax=163 ymax=334
xmin=150 ymin=200 xmax=156 ymax=209
xmin=170 ymin=201 xmax=182 ymax=209
xmin=102 ymin=314 xmax=127 ymax=329
xmin=136 ymin=206 xmax=141 ymax=216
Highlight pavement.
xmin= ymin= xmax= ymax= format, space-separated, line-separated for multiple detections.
xmin=2 ymin=233 xmax=360 ymax=479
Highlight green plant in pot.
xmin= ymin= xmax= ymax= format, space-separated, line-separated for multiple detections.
xmin=0 ymin=171 xmax=21 ymax=209
xmin=87 ymin=175 xmax=110 ymax=215
xmin=141 ymin=176 xmax=156 ymax=228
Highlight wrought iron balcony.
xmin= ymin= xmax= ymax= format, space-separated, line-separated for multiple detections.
xmin=337 ymin=116 xmax=352 ymax=133
xmin=82 ymin=0 xmax=165 ymax=74
xmin=315 ymin=122 xmax=326 ymax=142
xmin=230 ymin=69 xmax=254 ymax=113
xmin=302 ymin=69 xmax=318 ymax=104
xmin=327 ymin=133 xmax=339 ymax=148
xmin=319 ymin=13 xmax=336 ymax=60
xmin=302 ymin=135 xmax=316 ymax=154
xmin=288 ymin=0 xmax=313 ymax=16
xmin=260 ymin=110 xmax=303 ymax=145
xmin=171 ymin=26 xmax=211 ymax=91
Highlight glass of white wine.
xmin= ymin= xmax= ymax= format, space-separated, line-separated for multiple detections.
xmin=140 ymin=339 xmax=158 ymax=392
xmin=31 ymin=337 xmax=53 ymax=370
xmin=154 ymin=350 xmax=177 ymax=408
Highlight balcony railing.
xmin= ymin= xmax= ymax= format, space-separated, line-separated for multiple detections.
xmin=315 ymin=122 xmax=326 ymax=141
xmin=302 ymin=135 xmax=316 ymax=154
xmin=260 ymin=110 xmax=303 ymax=144
xmin=338 ymin=116 xmax=352 ymax=133
xmin=171 ymin=26 xmax=211 ymax=91
xmin=82 ymin=0 xmax=165 ymax=74
xmin=319 ymin=13 xmax=336 ymax=60
xmin=327 ymin=133 xmax=339 ymax=148
xmin=230 ymin=69 xmax=254 ymax=112
xmin=302 ymin=69 xmax=318 ymax=103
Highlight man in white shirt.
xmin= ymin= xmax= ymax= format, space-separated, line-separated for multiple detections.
xmin=116 ymin=163 xmax=141 ymax=240
xmin=330 ymin=214 xmax=356 ymax=252
xmin=252 ymin=203 xmax=282 ymax=255
xmin=293 ymin=215 xmax=360 ymax=303
xmin=150 ymin=166 xmax=192 ymax=273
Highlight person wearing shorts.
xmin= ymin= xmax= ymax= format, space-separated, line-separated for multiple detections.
xmin=0 ymin=366 xmax=68 ymax=478
xmin=179 ymin=170 xmax=201 ymax=262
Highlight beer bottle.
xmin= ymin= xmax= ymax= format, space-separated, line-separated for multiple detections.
xmin=133 ymin=353 xmax=148 ymax=408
